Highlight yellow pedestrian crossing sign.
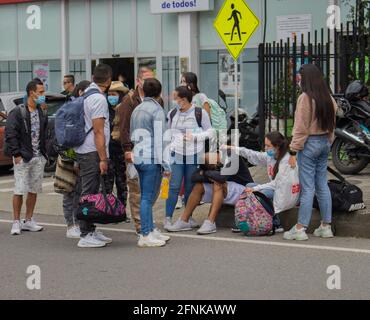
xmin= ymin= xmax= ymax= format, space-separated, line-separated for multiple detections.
xmin=214 ymin=0 xmax=260 ymax=61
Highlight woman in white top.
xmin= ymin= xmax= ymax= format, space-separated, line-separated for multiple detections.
xmin=164 ymin=86 xmax=212 ymax=231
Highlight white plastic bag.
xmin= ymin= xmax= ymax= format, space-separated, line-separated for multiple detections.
xmin=127 ymin=163 xmax=138 ymax=180
xmin=273 ymin=166 xmax=300 ymax=214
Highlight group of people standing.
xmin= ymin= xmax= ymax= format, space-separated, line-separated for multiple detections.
xmin=5 ymin=62 xmax=337 ymax=248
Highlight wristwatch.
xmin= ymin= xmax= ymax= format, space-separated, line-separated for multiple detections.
xmin=289 ymin=150 xmax=297 ymax=156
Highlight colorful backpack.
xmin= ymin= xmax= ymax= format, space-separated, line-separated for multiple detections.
xmin=235 ymin=191 xmax=274 ymax=236
xmin=77 ymin=177 xmax=126 ymax=224
xmin=194 ymin=95 xmax=228 ymax=131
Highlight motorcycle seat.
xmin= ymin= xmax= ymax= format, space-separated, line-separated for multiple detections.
xmin=352 ymin=100 xmax=370 ymax=114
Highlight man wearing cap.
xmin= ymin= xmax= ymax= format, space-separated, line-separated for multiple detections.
xmin=104 ymin=81 xmax=130 ymax=219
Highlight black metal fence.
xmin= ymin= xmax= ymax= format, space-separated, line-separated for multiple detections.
xmin=258 ymin=20 xmax=370 ymax=144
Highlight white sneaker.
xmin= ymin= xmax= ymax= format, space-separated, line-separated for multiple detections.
xmin=163 ymin=217 xmax=173 ymax=231
xmin=283 ymin=225 xmax=309 ymax=241
xmin=11 ymin=220 xmax=22 ymax=236
xmin=152 ymin=229 xmax=171 ymax=242
xmin=166 ymin=219 xmax=192 ymax=232
xmin=78 ymin=233 xmax=106 ymax=248
xmin=93 ymin=231 xmax=113 ymax=244
xmin=189 ymin=217 xmax=200 ymax=229
xmin=138 ymin=233 xmax=166 ymax=248
xmin=175 ymin=197 xmax=183 ymax=209
xmin=197 ymin=220 xmax=217 ymax=235
xmin=314 ymin=224 xmax=334 ymax=238
xmin=66 ymin=225 xmax=81 ymax=239
xmin=21 ymin=219 xmax=43 ymax=232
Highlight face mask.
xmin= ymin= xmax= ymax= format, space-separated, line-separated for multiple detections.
xmin=34 ymin=95 xmax=46 ymax=105
xmin=108 ymin=96 xmax=119 ymax=106
xmin=266 ymin=149 xmax=276 ymax=158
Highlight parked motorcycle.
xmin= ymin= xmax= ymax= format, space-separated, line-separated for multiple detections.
xmin=218 ymin=90 xmax=261 ymax=151
xmin=332 ymin=81 xmax=370 ymax=175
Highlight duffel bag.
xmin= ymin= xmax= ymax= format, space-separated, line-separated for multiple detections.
xmin=77 ymin=177 xmax=126 ymax=224
xmin=313 ymin=167 xmax=366 ymax=213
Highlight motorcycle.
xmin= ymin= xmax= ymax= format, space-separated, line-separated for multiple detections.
xmin=218 ymin=90 xmax=261 ymax=151
xmin=332 ymin=81 xmax=370 ymax=175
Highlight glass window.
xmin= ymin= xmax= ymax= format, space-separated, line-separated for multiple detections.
xmin=69 ymin=60 xmax=87 ymax=84
xmin=113 ymin=0 xmax=132 ymax=54
xmin=0 ymin=6 xmax=17 ymax=59
xmin=91 ymin=0 xmax=109 ymax=55
xmin=137 ymin=0 xmax=157 ymax=53
xmin=69 ymin=0 xmax=86 ymax=56
xmin=200 ymin=49 xmax=259 ymax=116
xmin=0 ymin=61 xmax=17 ymax=93
xmin=17 ymin=2 xmax=61 ymax=58
xmin=162 ymin=56 xmax=179 ymax=112
xmin=19 ymin=60 xmax=61 ymax=93
xmin=162 ymin=14 xmax=178 ymax=53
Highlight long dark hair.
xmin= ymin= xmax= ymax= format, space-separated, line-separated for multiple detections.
xmin=72 ymin=80 xmax=91 ymax=98
xmin=182 ymin=72 xmax=200 ymax=94
xmin=299 ymin=64 xmax=335 ymax=132
xmin=265 ymin=131 xmax=289 ymax=179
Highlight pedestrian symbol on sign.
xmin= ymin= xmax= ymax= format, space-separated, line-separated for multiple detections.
xmin=228 ymin=4 xmax=242 ymax=42
xmin=214 ymin=0 xmax=260 ymax=61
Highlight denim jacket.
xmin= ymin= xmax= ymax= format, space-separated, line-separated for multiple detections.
xmin=130 ymin=97 xmax=171 ymax=172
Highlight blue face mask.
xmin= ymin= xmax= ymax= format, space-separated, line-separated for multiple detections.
xmin=108 ymin=96 xmax=119 ymax=106
xmin=34 ymin=95 xmax=46 ymax=105
xmin=266 ymin=149 xmax=276 ymax=158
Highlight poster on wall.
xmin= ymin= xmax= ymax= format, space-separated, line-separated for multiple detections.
xmin=277 ymin=14 xmax=312 ymax=44
xmin=219 ymin=53 xmax=241 ymax=98
xmin=33 ymin=63 xmax=49 ymax=91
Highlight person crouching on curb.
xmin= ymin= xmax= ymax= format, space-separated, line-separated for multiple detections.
xmin=130 ymin=78 xmax=172 ymax=248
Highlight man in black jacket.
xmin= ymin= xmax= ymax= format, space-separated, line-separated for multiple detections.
xmin=6 ymin=80 xmax=48 ymax=236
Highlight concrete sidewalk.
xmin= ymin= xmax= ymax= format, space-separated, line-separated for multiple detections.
xmin=0 ymin=164 xmax=369 ymax=238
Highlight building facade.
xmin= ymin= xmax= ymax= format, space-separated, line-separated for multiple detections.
xmin=0 ymin=0 xmax=353 ymax=113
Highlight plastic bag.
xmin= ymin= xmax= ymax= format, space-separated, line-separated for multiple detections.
xmin=127 ymin=163 xmax=138 ymax=180
xmin=273 ymin=166 xmax=300 ymax=214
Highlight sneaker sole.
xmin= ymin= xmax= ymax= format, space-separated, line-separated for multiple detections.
xmin=166 ymin=228 xmax=192 ymax=233
xmin=11 ymin=232 xmax=21 ymax=236
xmin=197 ymin=230 xmax=217 ymax=235
xmin=283 ymin=235 xmax=309 ymax=241
xmin=67 ymin=235 xmax=81 ymax=239
xmin=78 ymin=243 xmax=106 ymax=248
xmin=21 ymin=228 xmax=44 ymax=232
xmin=138 ymin=243 xmax=166 ymax=248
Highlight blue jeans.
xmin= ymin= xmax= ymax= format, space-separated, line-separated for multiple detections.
xmin=165 ymin=153 xmax=199 ymax=218
xmin=297 ymin=135 xmax=332 ymax=227
xmin=135 ymin=163 xmax=162 ymax=236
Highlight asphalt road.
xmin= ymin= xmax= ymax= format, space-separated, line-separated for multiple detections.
xmin=1 ymin=167 xmax=370 ymax=300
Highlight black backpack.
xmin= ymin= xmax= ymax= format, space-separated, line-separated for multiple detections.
xmin=314 ymin=167 xmax=366 ymax=213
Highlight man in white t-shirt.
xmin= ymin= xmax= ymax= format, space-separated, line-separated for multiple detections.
xmin=75 ymin=64 xmax=113 ymax=249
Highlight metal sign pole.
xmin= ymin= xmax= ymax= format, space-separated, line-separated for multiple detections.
xmin=234 ymin=57 xmax=239 ymax=144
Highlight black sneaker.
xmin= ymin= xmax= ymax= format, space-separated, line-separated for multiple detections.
xmin=231 ymin=223 xmax=241 ymax=233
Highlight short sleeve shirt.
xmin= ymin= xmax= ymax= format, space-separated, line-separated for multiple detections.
xmin=75 ymin=83 xmax=110 ymax=156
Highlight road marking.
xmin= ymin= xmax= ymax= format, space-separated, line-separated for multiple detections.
xmin=1 ymin=219 xmax=370 ymax=255
xmin=0 ymin=181 xmax=54 ymax=193
xmin=0 ymin=179 xmax=15 ymax=185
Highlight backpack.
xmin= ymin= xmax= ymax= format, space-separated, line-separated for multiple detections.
xmin=169 ymin=107 xmax=203 ymax=128
xmin=313 ymin=167 xmax=366 ymax=213
xmin=4 ymin=105 xmax=30 ymax=157
xmin=235 ymin=191 xmax=275 ymax=236
xmin=54 ymin=89 xmax=102 ymax=149
xmin=194 ymin=95 xmax=228 ymax=131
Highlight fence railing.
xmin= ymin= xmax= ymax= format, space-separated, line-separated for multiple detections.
xmin=258 ymin=19 xmax=370 ymax=145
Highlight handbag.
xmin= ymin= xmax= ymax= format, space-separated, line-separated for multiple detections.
xmin=77 ymin=177 xmax=126 ymax=224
